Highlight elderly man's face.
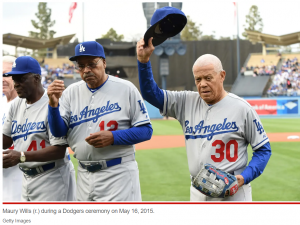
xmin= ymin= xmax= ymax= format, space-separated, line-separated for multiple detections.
xmin=12 ymin=73 xmax=38 ymax=99
xmin=193 ymin=64 xmax=226 ymax=105
xmin=76 ymin=56 xmax=106 ymax=88
xmin=2 ymin=62 xmax=15 ymax=95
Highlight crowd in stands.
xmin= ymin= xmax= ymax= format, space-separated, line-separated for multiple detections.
xmin=40 ymin=63 xmax=75 ymax=89
xmin=39 ymin=62 xmax=120 ymax=89
xmin=241 ymin=64 xmax=277 ymax=76
xmin=267 ymin=57 xmax=300 ymax=96
xmin=241 ymin=55 xmax=299 ymax=96
xmin=23 ymin=56 xmax=300 ymax=97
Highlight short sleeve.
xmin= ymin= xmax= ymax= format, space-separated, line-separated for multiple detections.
xmin=130 ymin=87 xmax=151 ymax=127
xmin=245 ymin=108 xmax=269 ymax=150
xmin=160 ymin=90 xmax=187 ymax=121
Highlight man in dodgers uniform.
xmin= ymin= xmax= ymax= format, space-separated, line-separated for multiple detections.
xmin=137 ymin=38 xmax=272 ymax=201
xmin=2 ymin=56 xmax=23 ymax=201
xmin=47 ymin=41 xmax=152 ymax=201
xmin=2 ymin=56 xmax=76 ymax=201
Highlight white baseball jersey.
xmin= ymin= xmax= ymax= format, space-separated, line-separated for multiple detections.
xmin=2 ymin=90 xmax=76 ymax=201
xmin=2 ymin=95 xmax=23 ymax=201
xmin=59 ymin=75 xmax=150 ymax=161
xmin=3 ymin=91 xmax=69 ymax=168
xmin=160 ymin=91 xmax=269 ymax=177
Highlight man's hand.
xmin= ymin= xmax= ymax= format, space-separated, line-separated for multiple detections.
xmin=3 ymin=134 xmax=13 ymax=150
xmin=136 ymin=37 xmax=155 ymax=63
xmin=47 ymin=80 xmax=65 ymax=107
xmin=235 ymin=175 xmax=245 ymax=188
xmin=85 ymin=131 xmax=114 ymax=148
xmin=3 ymin=150 xmax=21 ymax=168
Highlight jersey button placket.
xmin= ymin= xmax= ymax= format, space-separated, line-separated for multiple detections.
xmin=205 ymin=109 xmax=209 ymax=121
xmin=206 ymin=108 xmax=212 ymax=121
xmin=88 ymin=96 xmax=94 ymax=130
xmin=23 ymin=108 xmax=28 ymax=123
xmin=23 ymin=108 xmax=27 ymax=117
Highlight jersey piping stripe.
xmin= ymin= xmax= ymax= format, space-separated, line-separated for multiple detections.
xmin=165 ymin=90 xmax=168 ymax=115
xmin=185 ymin=129 xmax=239 ymax=140
xmin=252 ymin=138 xmax=269 ymax=149
xmin=12 ymin=130 xmax=47 ymax=141
xmin=85 ymin=76 xmax=109 ymax=93
xmin=69 ymin=109 xmax=121 ymax=129
xmin=132 ymin=119 xmax=150 ymax=126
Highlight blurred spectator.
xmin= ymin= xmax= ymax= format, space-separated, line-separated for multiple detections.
xmin=34 ymin=59 xmax=77 ymax=89
xmin=240 ymin=67 xmax=245 ymax=75
xmin=43 ymin=79 xmax=53 ymax=89
xmin=267 ymin=57 xmax=299 ymax=96
xmin=41 ymin=67 xmax=48 ymax=85
xmin=287 ymin=79 xmax=292 ymax=89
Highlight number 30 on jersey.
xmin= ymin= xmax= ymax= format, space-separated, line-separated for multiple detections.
xmin=211 ymin=140 xmax=238 ymax=162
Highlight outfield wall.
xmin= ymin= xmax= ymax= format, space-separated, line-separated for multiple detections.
xmin=244 ymin=97 xmax=300 ymax=118
xmin=144 ymin=101 xmax=163 ymax=119
xmin=145 ymin=97 xmax=300 ymax=119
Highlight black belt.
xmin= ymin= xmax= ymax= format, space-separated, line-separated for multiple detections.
xmin=19 ymin=162 xmax=55 ymax=176
xmin=79 ymin=157 xmax=122 ymax=173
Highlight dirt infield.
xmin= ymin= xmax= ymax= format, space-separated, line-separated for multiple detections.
xmin=68 ymin=132 xmax=300 ymax=154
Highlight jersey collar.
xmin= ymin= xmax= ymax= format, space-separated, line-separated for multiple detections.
xmin=86 ymin=76 xmax=109 ymax=93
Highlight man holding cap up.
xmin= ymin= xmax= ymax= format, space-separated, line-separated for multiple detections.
xmin=137 ymin=7 xmax=271 ymax=202
xmin=143 ymin=6 xmax=187 ymax=46
xmin=2 ymin=56 xmax=76 ymax=201
xmin=47 ymin=41 xmax=152 ymax=201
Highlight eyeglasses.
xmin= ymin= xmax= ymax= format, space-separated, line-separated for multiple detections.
xmin=76 ymin=58 xmax=102 ymax=71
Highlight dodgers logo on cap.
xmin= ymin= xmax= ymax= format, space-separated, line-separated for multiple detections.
xmin=69 ymin=41 xmax=106 ymax=61
xmin=3 ymin=56 xmax=41 ymax=76
xmin=144 ymin=6 xmax=187 ymax=46
xmin=79 ymin=44 xmax=85 ymax=52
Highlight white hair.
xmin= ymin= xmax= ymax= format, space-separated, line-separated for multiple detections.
xmin=193 ymin=54 xmax=223 ymax=73
xmin=3 ymin=55 xmax=16 ymax=64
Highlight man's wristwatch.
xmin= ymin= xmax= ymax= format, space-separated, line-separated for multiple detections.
xmin=20 ymin=152 xmax=26 ymax=163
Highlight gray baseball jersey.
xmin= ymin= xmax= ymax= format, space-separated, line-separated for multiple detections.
xmin=59 ymin=75 xmax=150 ymax=160
xmin=160 ymin=91 xmax=269 ymax=177
xmin=2 ymin=95 xmax=23 ymax=201
xmin=58 ymin=75 xmax=150 ymax=201
xmin=2 ymin=91 xmax=76 ymax=201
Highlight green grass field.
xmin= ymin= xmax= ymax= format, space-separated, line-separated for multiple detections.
xmin=71 ymin=118 xmax=300 ymax=201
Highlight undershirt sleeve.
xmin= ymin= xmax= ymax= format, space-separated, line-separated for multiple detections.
xmin=48 ymin=104 xmax=69 ymax=137
xmin=241 ymin=142 xmax=272 ymax=184
xmin=138 ymin=60 xmax=164 ymax=111
xmin=112 ymin=123 xmax=153 ymax=145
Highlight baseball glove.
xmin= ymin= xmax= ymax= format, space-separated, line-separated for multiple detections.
xmin=192 ymin=164 xmax=238 ymax=198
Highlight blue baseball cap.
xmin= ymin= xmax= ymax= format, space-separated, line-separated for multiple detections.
xmin=69 ymin=41 xmax=106 ymax=61
xmin=144 ymin=6 xmax=187 ymax=46
xmin=3 ymin=56 xmax=41 ymax=76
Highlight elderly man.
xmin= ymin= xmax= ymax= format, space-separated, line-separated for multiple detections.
xmin=47 ymin=41 xmax=152 ymax=201
xmin=3 ymin=56 xmax=76 ymax=201
xmin=2 ymin=55 xmax=23 ymax=201
xmin=137 ymin=38 xmax=272 ymax=201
